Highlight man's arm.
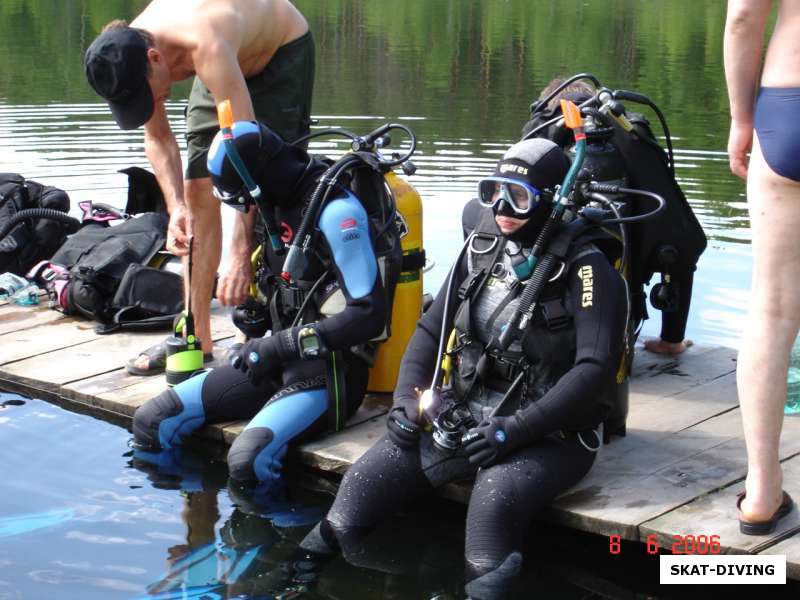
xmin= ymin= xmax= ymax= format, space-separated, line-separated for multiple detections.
xmin=192 ymin=18 xmax=257 ymax=305
xmin=724 ymin=0 xmax=772 ymax=179
xmin=144 ymin=103 xmax=190 ymax=253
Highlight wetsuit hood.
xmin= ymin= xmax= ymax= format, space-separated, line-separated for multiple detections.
xmin=490 ymin=138 xmax=569 ymax=241
xmin=207 ymin=120 xmax=325 ymax=209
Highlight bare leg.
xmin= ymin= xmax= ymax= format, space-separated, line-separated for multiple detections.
xmin=182 ymin=177 xmax=220 ymax=356
xmin=737 ymin=135 xmax=800 ymax=521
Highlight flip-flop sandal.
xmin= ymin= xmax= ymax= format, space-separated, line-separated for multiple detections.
xmin=125 ymin=339 xmax=214 ymax=376
xmin=737 ymin=491 xmax=795 ymax=536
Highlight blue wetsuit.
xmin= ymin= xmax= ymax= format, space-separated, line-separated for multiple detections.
xmin=133 ymin=189 xmax=389 ymax=486
xmin=754 ymin=87 xmax=800 ymax=181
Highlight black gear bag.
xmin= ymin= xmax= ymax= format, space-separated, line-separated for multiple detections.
xmin=0 ymin=174 xmax=73 ymax=275
xmin=43 ymin=213 xmax=184 ymax=333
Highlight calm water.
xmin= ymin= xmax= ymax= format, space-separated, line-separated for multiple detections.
xmin=0 ymin=395 xmax=656 ymax=599
xmin=0 ymin=1 xmax=758 ymax=598
xmin=1 ymin=0 xmax=751 ymax=348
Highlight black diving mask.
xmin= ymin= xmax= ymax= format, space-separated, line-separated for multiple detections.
xmin=478 ymin=176 xmax=543 ymax=217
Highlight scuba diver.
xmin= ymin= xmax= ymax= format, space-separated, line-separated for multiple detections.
xmin=300 ymin=131 xmax=630 ymax=600
xmin=131 ymin=118 xmax=403 ymax=494
xmin=521 ymin=75 xmax=706 ymax=356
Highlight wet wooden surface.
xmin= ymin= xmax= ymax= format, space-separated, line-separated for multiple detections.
xmin=1 ymin=299 xmax=798 ymax=579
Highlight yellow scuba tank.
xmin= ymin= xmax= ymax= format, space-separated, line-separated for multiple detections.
xmin=368 ymin=171 xmax=424 ymax=392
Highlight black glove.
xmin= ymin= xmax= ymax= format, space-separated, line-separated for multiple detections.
xmin=387 ymin=396 xmax=421 ymax=450
xmin=462 ymin=414 xmax=528 ymax=468
xmin=230 ymin=335 xmax=285 ymax=386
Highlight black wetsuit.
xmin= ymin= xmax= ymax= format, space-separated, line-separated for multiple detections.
xmin=302 ymin=205 xmax=627 ymax=599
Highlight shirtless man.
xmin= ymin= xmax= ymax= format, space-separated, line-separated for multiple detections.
xmin=84 ymin=0 xmax=314 ymax=374
xmin=725 ymin=0 xmax=797 ymax=534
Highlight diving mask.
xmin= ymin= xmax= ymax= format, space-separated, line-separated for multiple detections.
xmin=477 ymin=176 xmax=543 ymax=217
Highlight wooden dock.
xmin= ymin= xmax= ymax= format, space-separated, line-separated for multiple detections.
xmin=1 ymin=296 xmax=799 ymax=579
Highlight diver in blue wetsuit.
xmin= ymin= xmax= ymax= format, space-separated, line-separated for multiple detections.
xmin=132 ymin=120 xmax=401 ymax=489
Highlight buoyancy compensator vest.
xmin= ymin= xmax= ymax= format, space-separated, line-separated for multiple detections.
xmin=0 ymin=174 xmax=74 ymax=276
xmin=249 ymin=159 xmax=402 ymax=360
xmin=451 ymin=203 xmax=621 ymax=431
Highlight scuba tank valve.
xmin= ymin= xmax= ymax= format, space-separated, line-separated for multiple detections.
xmin=165 ymin=236 xmax=205 ymax=386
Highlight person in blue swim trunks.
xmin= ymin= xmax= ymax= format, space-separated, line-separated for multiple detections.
xmin=132 ymin=121 xmax=401 ymax=493
xmin=725 ymin=0 xmax=798 ymax=535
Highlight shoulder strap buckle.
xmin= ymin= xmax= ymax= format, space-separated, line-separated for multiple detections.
xmin=540 ymin=298 xmax=572 ymax=331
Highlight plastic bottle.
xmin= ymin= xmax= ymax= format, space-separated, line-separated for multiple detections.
xmin=0 ymin=272 xmax=30 ymax=300
xmin=786 ymin=334 xmax=800 ymax=416
xmin=12 ymin=284 xmax=39 ymax=306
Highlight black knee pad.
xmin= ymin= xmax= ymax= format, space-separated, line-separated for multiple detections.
xmin=464 ymin=551 xmax=522 ymax=600
xmin=227 ymin=427 xmax=274 ymax=483
xmin=132 ymin=389 xmax=183 ymax=451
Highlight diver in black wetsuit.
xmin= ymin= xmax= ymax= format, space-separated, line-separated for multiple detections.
xmin=300 ymin=138 xmax=627 ymax=600
xmin=132 ymin=121 xmax=401 ymax=493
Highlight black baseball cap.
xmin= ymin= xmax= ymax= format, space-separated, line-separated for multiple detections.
xmin=84 ymin=27 xmax=154 ymax=130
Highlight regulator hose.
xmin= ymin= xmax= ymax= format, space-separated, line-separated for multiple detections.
xmin=0 ymin=208 xmax=80 ymax=244
xmin=281 ymin=153 xmax=363 ymax=280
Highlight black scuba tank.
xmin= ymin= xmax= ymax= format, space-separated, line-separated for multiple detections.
xmin=567 ymin=124 xmax=628 ymax=189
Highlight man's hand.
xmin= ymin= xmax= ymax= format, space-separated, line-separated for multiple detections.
xmin=644 ymin=338 xmax=693 ymax=356
xmin=727 ymin=120 xmax=753 ymax=180
xmin=217 ymin=250 xmax=253 ymax=307
xmin=166 ymin=204 xmax=191 ymax=256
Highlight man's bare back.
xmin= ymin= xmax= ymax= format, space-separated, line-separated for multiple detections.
xmin=132 ymin=0 xmax=308 ymax=82
xmin=760 ymin=0 xmax=800 ymax=86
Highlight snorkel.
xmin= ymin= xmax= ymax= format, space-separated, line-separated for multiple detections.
xmin=215 ymin=100 xmax=285 ymax=255
xmin=510 ymin=99 xmax=586 ymax=281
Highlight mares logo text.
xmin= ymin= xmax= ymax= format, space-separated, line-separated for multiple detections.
xmin=578 ymin=265 xmax=593 ymax=308
xmin=499 ymin=163 xmax=528 ymax=176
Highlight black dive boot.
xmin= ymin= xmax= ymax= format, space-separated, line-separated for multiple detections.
xmin=464 ymin=551 xmax=522 ymax=600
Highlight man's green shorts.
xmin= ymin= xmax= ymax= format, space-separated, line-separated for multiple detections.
xmin=184 ymin=31 xmax=315 ymax=180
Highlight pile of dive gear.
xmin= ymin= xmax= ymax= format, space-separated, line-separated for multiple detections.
xmin=21 ymin=168 xmax=185 ymax=333
xmin=421 ymin=74 xmax=706 ymax=449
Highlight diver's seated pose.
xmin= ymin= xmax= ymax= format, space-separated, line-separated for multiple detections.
xmin=132 ymin=121 xmax=401 ymax=490
xmin=300 ymin=137 xmax=628 ymax=600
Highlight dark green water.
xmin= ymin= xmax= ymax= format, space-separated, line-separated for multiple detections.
xmin=0 ymin=2 xmax=758 ymax=598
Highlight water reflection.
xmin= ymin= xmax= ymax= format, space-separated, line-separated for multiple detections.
xmin=1 ymin=1 xmax=749 ymax=350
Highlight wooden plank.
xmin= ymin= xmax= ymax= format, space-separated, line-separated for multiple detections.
xmin=0 ymin=302 xmax=65 ymax=336
xmin=0 ymin=317 xmax=98 ymax=364
xmin=629 ymin=345 xmax=737 ymax=398
xmin=600 ymin=372 xmax=740 ymax=463
xmin=549 ymin=408 xmax=800 ymax=540
xmin=63 ymin=336 xmax=241 ymax=409
xmin=0 ymin=329 xmax=169 ymax=392
xmin=0 ymin=311 xmax=237 ymax=392
xmin=641 ymin=453 xmax=800 ymax=567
